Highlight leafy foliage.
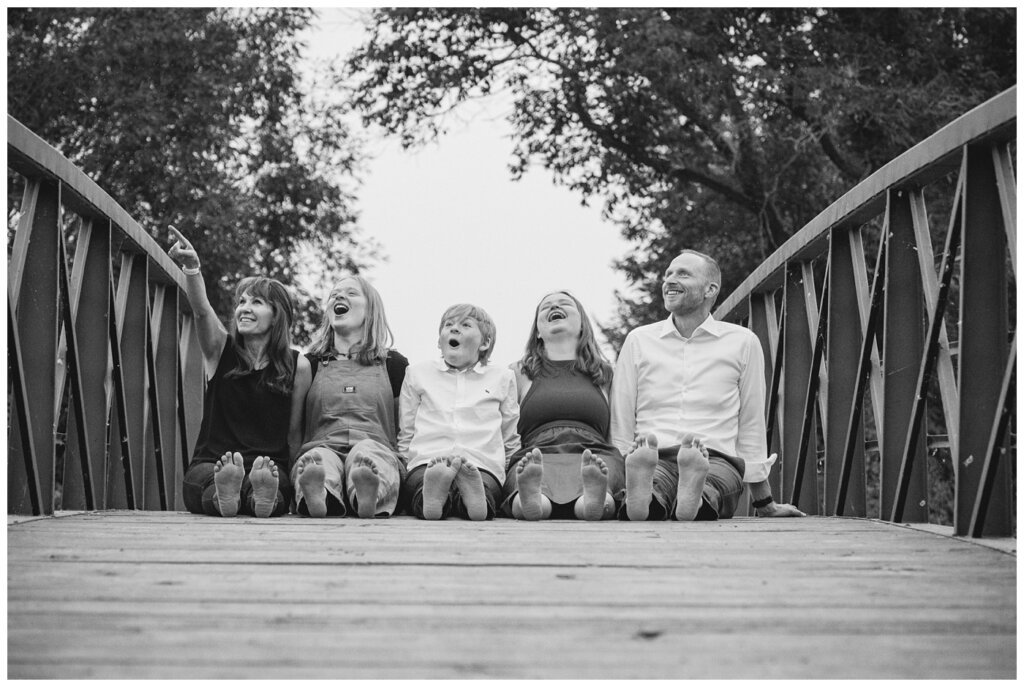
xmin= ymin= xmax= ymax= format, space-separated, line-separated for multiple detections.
xmin=346 ymin=8 xmax=1015 ymax=348
xmin=8 ymin=7 xmax=375 ymax=343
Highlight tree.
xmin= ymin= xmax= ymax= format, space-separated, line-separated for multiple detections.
xmin=346 ymin=8 xmax=1015 ymax=348
xmin=8 ymin=7 xmax=376 ymax=343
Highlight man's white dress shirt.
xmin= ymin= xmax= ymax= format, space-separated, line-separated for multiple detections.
xmin=399 ymin=359 xmax=521 ymax=483
xmin=609 ymin=314 xmax=774 ymax=483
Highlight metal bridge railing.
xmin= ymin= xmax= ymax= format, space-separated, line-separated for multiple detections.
xmin=715 ymin=87 xmax=1016 ymax=538
xmin=7 ymin=90 xmax=1016 ymax=538
xmin=8 ymin=116 xmax=206 ymax=515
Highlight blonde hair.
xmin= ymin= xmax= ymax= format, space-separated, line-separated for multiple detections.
xmin=308 ymin=275 xmax=393 ymax=365
xmin=439 ymin=303 xmax=496 ymax=365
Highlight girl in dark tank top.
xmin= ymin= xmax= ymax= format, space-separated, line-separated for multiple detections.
xmin=169 ymin=225 xmax=311 ymax=519
xmin=502 ymin=291 xmax=625 ymax=520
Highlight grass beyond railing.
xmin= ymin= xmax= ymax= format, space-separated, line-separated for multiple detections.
xmin=8 ymin=116 xmax=205 ymax=515
xmin=714 ymin=87 xmax=1016 ymax=537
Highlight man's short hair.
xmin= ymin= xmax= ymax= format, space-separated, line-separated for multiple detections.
xmin=677 ymin=249 xmax=722 ymax=305
xmin=678 ymin=249 xmax=721 ymax=285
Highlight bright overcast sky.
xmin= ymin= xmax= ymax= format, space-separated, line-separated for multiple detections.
xmin=300 ymin=8 xmax=635 ymax=367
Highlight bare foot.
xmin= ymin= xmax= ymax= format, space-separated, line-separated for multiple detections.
xmin=625 ymin=434 xmax=659 ymax=521
xmin=422 ymin=456 xmax=459 ymax=520
xmin=579 ymin=450 xmax=609 ymax=521
xmin=675 ymin=434 xmax=710 ymax=521
xmin=514 ymin=449 xmax=545 ymax=521
xmin=454 ymin=457 xmax=488 ymax=521
xmin=349 ymin=456 xmax=380 ymax=518
xmin=213 ymin=451 xmax=244 ymax=517
xmin=296 ymin=454 xmax=327 ymax=518
xmin=249 ymin=456 xmax=279 ymax=518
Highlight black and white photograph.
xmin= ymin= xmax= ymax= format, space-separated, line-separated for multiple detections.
xmin=7 ymin=6 xmax=1017 ymax=679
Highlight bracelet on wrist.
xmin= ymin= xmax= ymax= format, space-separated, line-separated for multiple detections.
xmin=752 ymin=495 xmax=774 ymax=510
xmin=181 ymin=264 xmax=201 ymax=276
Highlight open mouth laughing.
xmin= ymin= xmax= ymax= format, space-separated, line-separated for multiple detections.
xmin=333 ymin=302 xmax=350 ymax=315
xmin=547 ymin=308 xmax=567 ymax=322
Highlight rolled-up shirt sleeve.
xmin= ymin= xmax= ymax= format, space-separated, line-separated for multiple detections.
xmin=736 ymin=332 xmax=772 ymax=483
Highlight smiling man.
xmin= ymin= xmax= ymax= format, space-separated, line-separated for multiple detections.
xmin=609 ymin=250 xmax=804 ymax=521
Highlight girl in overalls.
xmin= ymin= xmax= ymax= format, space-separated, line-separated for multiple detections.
xmin=292 ymin=275 xmax=408 ymax=518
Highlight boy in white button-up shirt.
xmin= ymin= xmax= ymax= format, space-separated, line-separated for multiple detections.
xmin=399 ymin=304 xmax=521 ymax=520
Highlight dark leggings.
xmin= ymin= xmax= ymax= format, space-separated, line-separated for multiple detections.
xmin=182 ymin=460 xmax=292 ymax=517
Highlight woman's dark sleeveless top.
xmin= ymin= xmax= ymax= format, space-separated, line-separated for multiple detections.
xmin=191 ymin=341 xmax=298 ymax=469
xmin=517 ymin=360 xmax=609 ymax=441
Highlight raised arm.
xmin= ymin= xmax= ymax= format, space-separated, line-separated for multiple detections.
xmin=167 ymin=225 xmax=226 ymax=377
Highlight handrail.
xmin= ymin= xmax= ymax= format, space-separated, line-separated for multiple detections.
xmin=714 ymin=87 xmax=1016 ymax=538
xmin=7 ymin=115 xmax=205 ymax=515
xmin=8 ymin=117 xmax=188 ymax=292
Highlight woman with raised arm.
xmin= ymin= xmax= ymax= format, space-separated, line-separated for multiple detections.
xmin=291 ymin=275 xmax=409 ymax=518
xmin=169 ymin=226 xmax=311 ymax=518
xmin=502 ymin=290 xmax=625 ymax=520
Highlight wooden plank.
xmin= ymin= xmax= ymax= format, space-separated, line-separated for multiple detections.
xmin=7 ymin=512 xmax=1015 ymax=679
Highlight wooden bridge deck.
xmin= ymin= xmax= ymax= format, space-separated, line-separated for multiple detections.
xmin=7 ymin=511 xmax=1016 ymax=679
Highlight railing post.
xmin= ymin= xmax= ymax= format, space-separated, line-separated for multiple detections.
xmin=149 ymin=284 xmax=180 ymax=510
xmin=178 ymin=314 xmax=205 ymax=509
xmin=110 ymin=253 xmax=150 ymax=508
xmin=62 ymin=219 xmax=113 ymax=509
xmin=881 ymin=190 xmax=929 ymax=523
xmin=781 ymin=263 xmax=818 ymax=513
xmin=824 ymin=228 xmax=867 ymax=516
xmin=8 ymin=178 xmax=61 ymax=515
xmin=956 ymin=143 xmax=1012 ymax=536
xmin=747 ymin=291 xmax=784 ymax=507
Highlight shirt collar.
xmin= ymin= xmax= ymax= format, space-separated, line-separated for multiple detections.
xmin=657 ymin=314 xmax=724 ymax=339
xmin=433 ymin=358 xmax=486 ymax=374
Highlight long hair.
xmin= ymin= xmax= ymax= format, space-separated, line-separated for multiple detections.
xmin=307 ymin=275 xmax=393 ymax=366
xmin=225 ymin=276 xmax=295 ymax=395
xmin=519 ymin=290 xmax=610 ymax=386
